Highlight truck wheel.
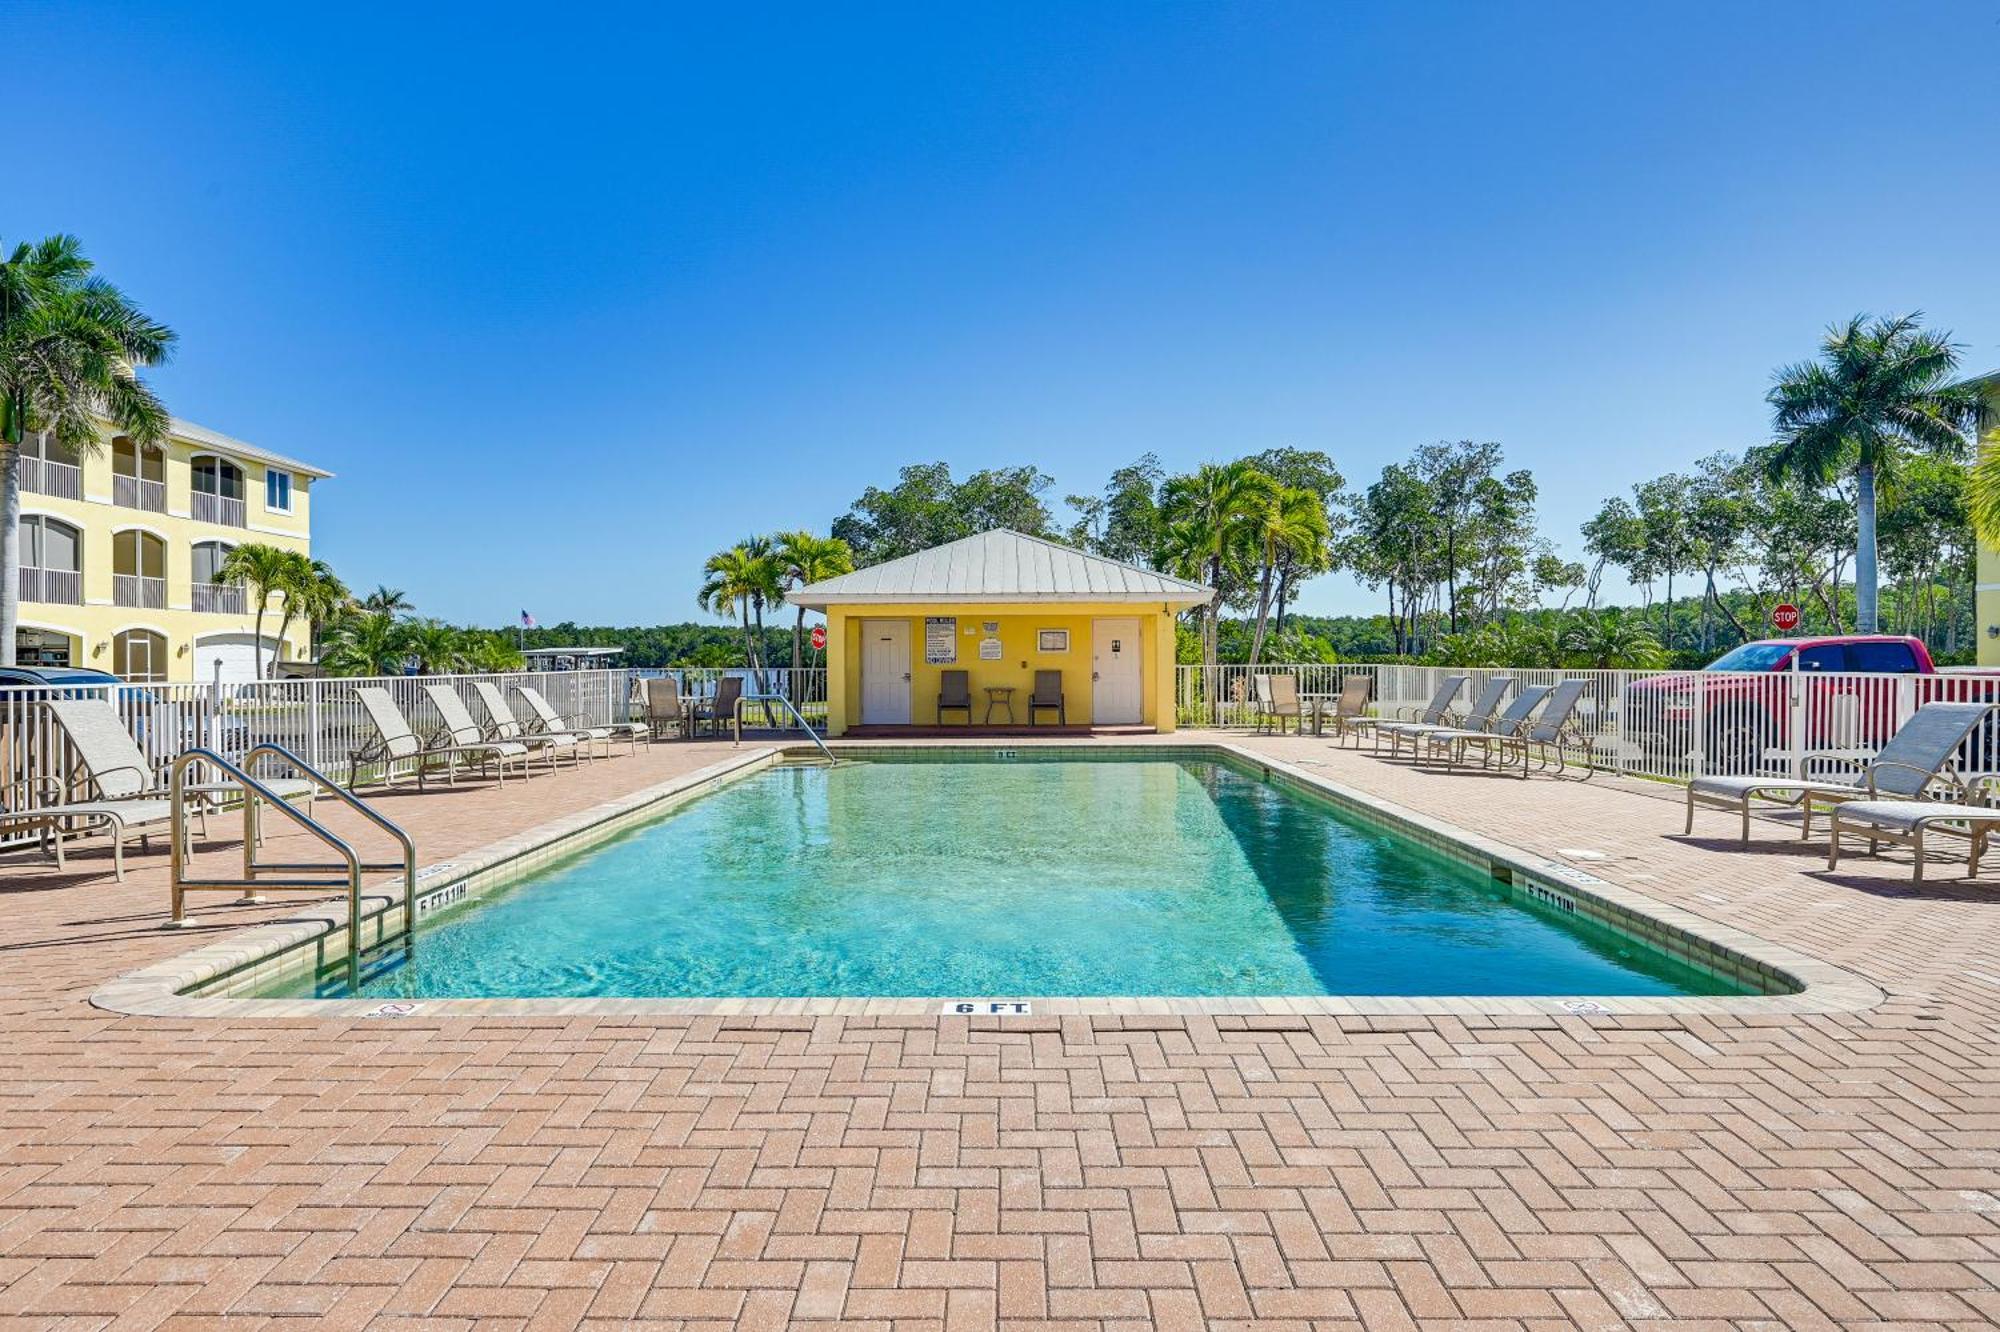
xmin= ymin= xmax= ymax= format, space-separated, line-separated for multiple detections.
xmin=1706 ymin=707 xmax=1760 ymax=776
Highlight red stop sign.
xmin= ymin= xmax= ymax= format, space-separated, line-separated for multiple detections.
xmin=1771 ymin=603 xmax=1800 ymax=633
xmin=810 ymin=624 xmax=827 ymax=651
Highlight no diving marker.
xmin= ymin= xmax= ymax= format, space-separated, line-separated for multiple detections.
xmin=941 ymin=1000 xmax=1032 ymax=1016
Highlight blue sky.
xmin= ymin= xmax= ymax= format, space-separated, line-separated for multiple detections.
xmin=10 ymin=2 xmax=2000 ymax=626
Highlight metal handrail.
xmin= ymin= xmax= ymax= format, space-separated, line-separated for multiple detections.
xmin=168 ymin=745 xmax=418 ymax=977
xmin=735 ymin=692 xmax=838 ymax=764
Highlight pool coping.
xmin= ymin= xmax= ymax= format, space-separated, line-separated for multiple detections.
xmin=92 ymin=739 xmax=1885 ymax=1020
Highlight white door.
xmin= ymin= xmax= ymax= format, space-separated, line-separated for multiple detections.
xmin=1092 ymin=618 xmax=1142 ymax=725
xmin=193 ymin=633 xmax=274 ymax=686
xmin=860 ymin=619 xmax=911 ymax=724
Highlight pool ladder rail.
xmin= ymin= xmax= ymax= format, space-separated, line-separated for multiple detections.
xmin=733 ymin=691 xmax=840 ymax=765
xmin=168 ymin=744 xmax=418 ymax=974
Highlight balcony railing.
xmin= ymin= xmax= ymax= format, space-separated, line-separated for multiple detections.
xmin=113 ymin=473 xmax=167 ymax=513
xmin=18 ymin=566 xmax=82 ymax=605
xmin=192 ymin=490 xmax=246 ymax=527
xmin=192 ymin=582 xmax=247 ymax=614
xmin=20 ymin=456 xmax=82 ymax=501
xmin=113 ymin=574 xmax=167 ymax=609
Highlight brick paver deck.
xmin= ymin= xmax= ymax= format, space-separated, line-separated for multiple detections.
xmin=4 ymin=732 xmax=1998 ymax=1329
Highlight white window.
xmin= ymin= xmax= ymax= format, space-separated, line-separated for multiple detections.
xmin=265 ymin=469 xmax=292 ymax=512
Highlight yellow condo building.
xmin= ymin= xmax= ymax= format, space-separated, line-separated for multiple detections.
xmin=1976 ymin=372 xmax=2000 ymax=667
xmin=13 ymin=417 xmax=328 ymax=683
xmin=787 ymin=528 xmax=1213 ymax=736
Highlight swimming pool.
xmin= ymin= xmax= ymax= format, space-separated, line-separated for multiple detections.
xmin=260 ymin=754 xmax=1757 ymax=1001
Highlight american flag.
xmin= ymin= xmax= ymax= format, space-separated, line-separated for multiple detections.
xmin=520 ymin=609 xmax=536 ymax=629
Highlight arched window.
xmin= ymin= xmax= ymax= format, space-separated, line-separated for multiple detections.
xmin=112 ymin=530 xmax=167 ymax=609
xmin=112 ymin=435 xmax=166 ymax=512
xmin=113 ymin=629 xmax=168 ymax=684
xmin=191 ymin=540 xmax=243 ymax=614
xmin=191 ymin=456 xmax=246 ymax=527
xmin=19 ymin=515 xmax=82 ymax=605
xmin=19 ymin=429 xmax=81 ymax=500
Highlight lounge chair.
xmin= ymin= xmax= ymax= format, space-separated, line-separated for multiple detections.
xmin=1258 ymin=674 xmax=1303 ymax=735
xmin=1029 ymin=671 xmax=1066 ymax=726
xmin=1506 ymin=678 xmax=1593 ymax=778
xmin=1350 ymin=675 xmax=1466 ymax=751
xmin=1379 ymin=676 xmax=1511 ymax=760
xmin=1683 ymin=700 xmax=1992 ymax=845
xmin=425 ymin=686 xmax=541 ymax=781
xmin=1828 ymin=784 xmax=2000 ymax=882
xmin=683 ymin=676 xmax=745 ymax=739
xmin=0 ymin=697 xmax=306 ymax=880
xmin=1321 ymin=674 xmax=1373 ymax=742
xmin=471 ymin=681 xmax=589 ymax=768
xmin=937 ymin=670 xmax=972 ymax=725
xmin=516 ymin=683 xmax=644 ymax=752
xmin=348 ymin=686 xmax=531 ymax=789
xmin=1418 ymin=684 xmax=1551 ymax=770
xmin=1249 ymin=674 xmax=1273 ymax=731
xmin=643 ymin=676 xmax=685 ymax=740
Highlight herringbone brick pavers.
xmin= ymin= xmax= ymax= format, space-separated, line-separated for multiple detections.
xmin=2 ymin=733 xmax=1998 ymax=1328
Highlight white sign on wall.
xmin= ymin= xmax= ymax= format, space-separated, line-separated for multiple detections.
xmin=979 ymin=638 xmax=1003 ymax=660
xmin=924 ymin=617 xmax=957 ymax=664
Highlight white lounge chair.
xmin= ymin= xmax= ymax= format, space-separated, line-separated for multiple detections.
xmin=1683 ymin=701 xmax=1992 ymax=845
xmin=471 ymin=681 xmax=589 ymax=769
xmin=348 ymin=686 xmax=532 ymax=788
xmin=1828 ymin=791 xmax=2000 ymax=883
xmin=1419 ymin=684 xmax=1551 ymax=770
xmin=515 ymin=684 xmax=643 ymax=753
xmin=1380 ymin=676 xmax=1512 ymax=760
xmin=423 ymin=686 xmax=540 ymax=782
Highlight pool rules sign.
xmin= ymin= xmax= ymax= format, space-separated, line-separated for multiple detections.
xmin=924 ymin=617 xmax=957 ymax=664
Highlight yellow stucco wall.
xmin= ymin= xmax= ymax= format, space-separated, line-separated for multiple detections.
xmin=16 ymin=422 xmax=318 ymax=678
xmin=1981 ymin=383 xmax=2000 ymax=667
xmin=823 ymin=603 xmax=1179 ymax=734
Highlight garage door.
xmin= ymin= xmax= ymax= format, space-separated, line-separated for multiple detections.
xmin=192 ymin=633 xmax=274 ymax=686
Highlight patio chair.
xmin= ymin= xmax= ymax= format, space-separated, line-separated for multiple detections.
xmin=1350 ymin=675 xmax=1466 ymax=751
xmin=643 ymin=676 xmax=685 ymax=740
xmin=1418 ymin=684 xmax=1551 ymax=771
xmin=686 ymin=676 xmax=745 ymax=739
xmin=1683 ymin=700 xmax=1992 ymax=845
xmin=937 ymin=670 xmax=973 ymax=725
xmin=515 ymin=683 xmax=644 ymax=752
xmin=1506 ymin=677 xmax=1593 ymax=779
xmin=1322 ymin=674 xmax=1373 ymax=743
xmin=471 ymin=680 xmax=589 ymax=769
xmin=1249 ymin=674 xmax=1273 ymax=730
xmin=425 ymin=686 xmax=541 ymax=782
xmin=1258 ymin=675 xmax=1304 ymax=735
xmin=348 ymin=686 xmax=530 ymax=789
xmin=1379 ymin=676 xmax=1511 ymax=760
xmin=1029 ymin=671 xmax=1066 ymax=726
xmin=1828 ymin=782 xmax=2000 ymax=883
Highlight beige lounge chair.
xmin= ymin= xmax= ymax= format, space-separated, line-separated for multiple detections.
xmin=471 ymin=681 xmax=588 ymax=769
xmin=643 ymin=677 xmax=685 ymax=740
xmin=348 ymin=686 xmax=530 ymax=788
xmin=1029 ymin=671 xmax=1066 ymax=726
xmin=938 ymin=670 xmax=972 ymax=725
xmin=516 ymin=683 xmax=644 ymax=751
xmin=424 ymin=686 xmax=539 ymax=781
xmin=1683 ymin=701 xmax=1991 ymax=845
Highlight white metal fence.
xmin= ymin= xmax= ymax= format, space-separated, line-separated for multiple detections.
xmin=1177 ymin=662 xmax=2000 ymax=784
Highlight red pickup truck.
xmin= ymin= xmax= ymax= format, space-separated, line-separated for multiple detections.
xmin=1625 ymin=635 xmax=2000 ymax=774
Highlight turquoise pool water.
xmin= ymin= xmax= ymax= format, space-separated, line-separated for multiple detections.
xmin=270 ymin=755 xmax=1748 ymax=999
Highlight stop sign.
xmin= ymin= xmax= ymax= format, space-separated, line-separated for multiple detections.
xmin=1771 ymin=603 xmax=1800 ymax=632
xmin=810 ymin=624 xmax=827 ymax=651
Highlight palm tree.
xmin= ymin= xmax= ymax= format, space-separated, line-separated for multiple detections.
xmin=361 ymin=584 xmax=413 ymax=616
xmin=1766 ymin=314 xmax=1983 ymax=633
xmin=1245 ymin=485 xmax=1330 ymax=665
xmin=321 ymin=610 xmax=412 ymax=677
xmin=292 ymin=559 xmax=351 ymax=662
xmin=698 ymin=542 xmax=768 ymax=676
xmin=460 ymin=631 xmax=524 ymax=674
xmin=1969 ymin=426 xmax=2000 ymax=551
xmin=1559 ymin=608 xmax=1665 ymax=670
xmin=217 ymin=543 xmax=310 ymax=679
xmin=774 ymin=530 xmax=854 ymax=692
xmin=1159 ymin=461 xmax=1271 ymax=673
xmin=403 ymin=618 xmax=465 ymax=674
xmin=1 ymin=235 xmax=175 ymax=666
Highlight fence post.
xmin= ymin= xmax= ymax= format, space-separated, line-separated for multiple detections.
xmin=307 ymin=678 xmax=324 ymax=771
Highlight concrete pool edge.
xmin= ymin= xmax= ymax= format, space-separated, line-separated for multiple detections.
xmin=93 ymin=739 xmax=1885 ymax=1020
